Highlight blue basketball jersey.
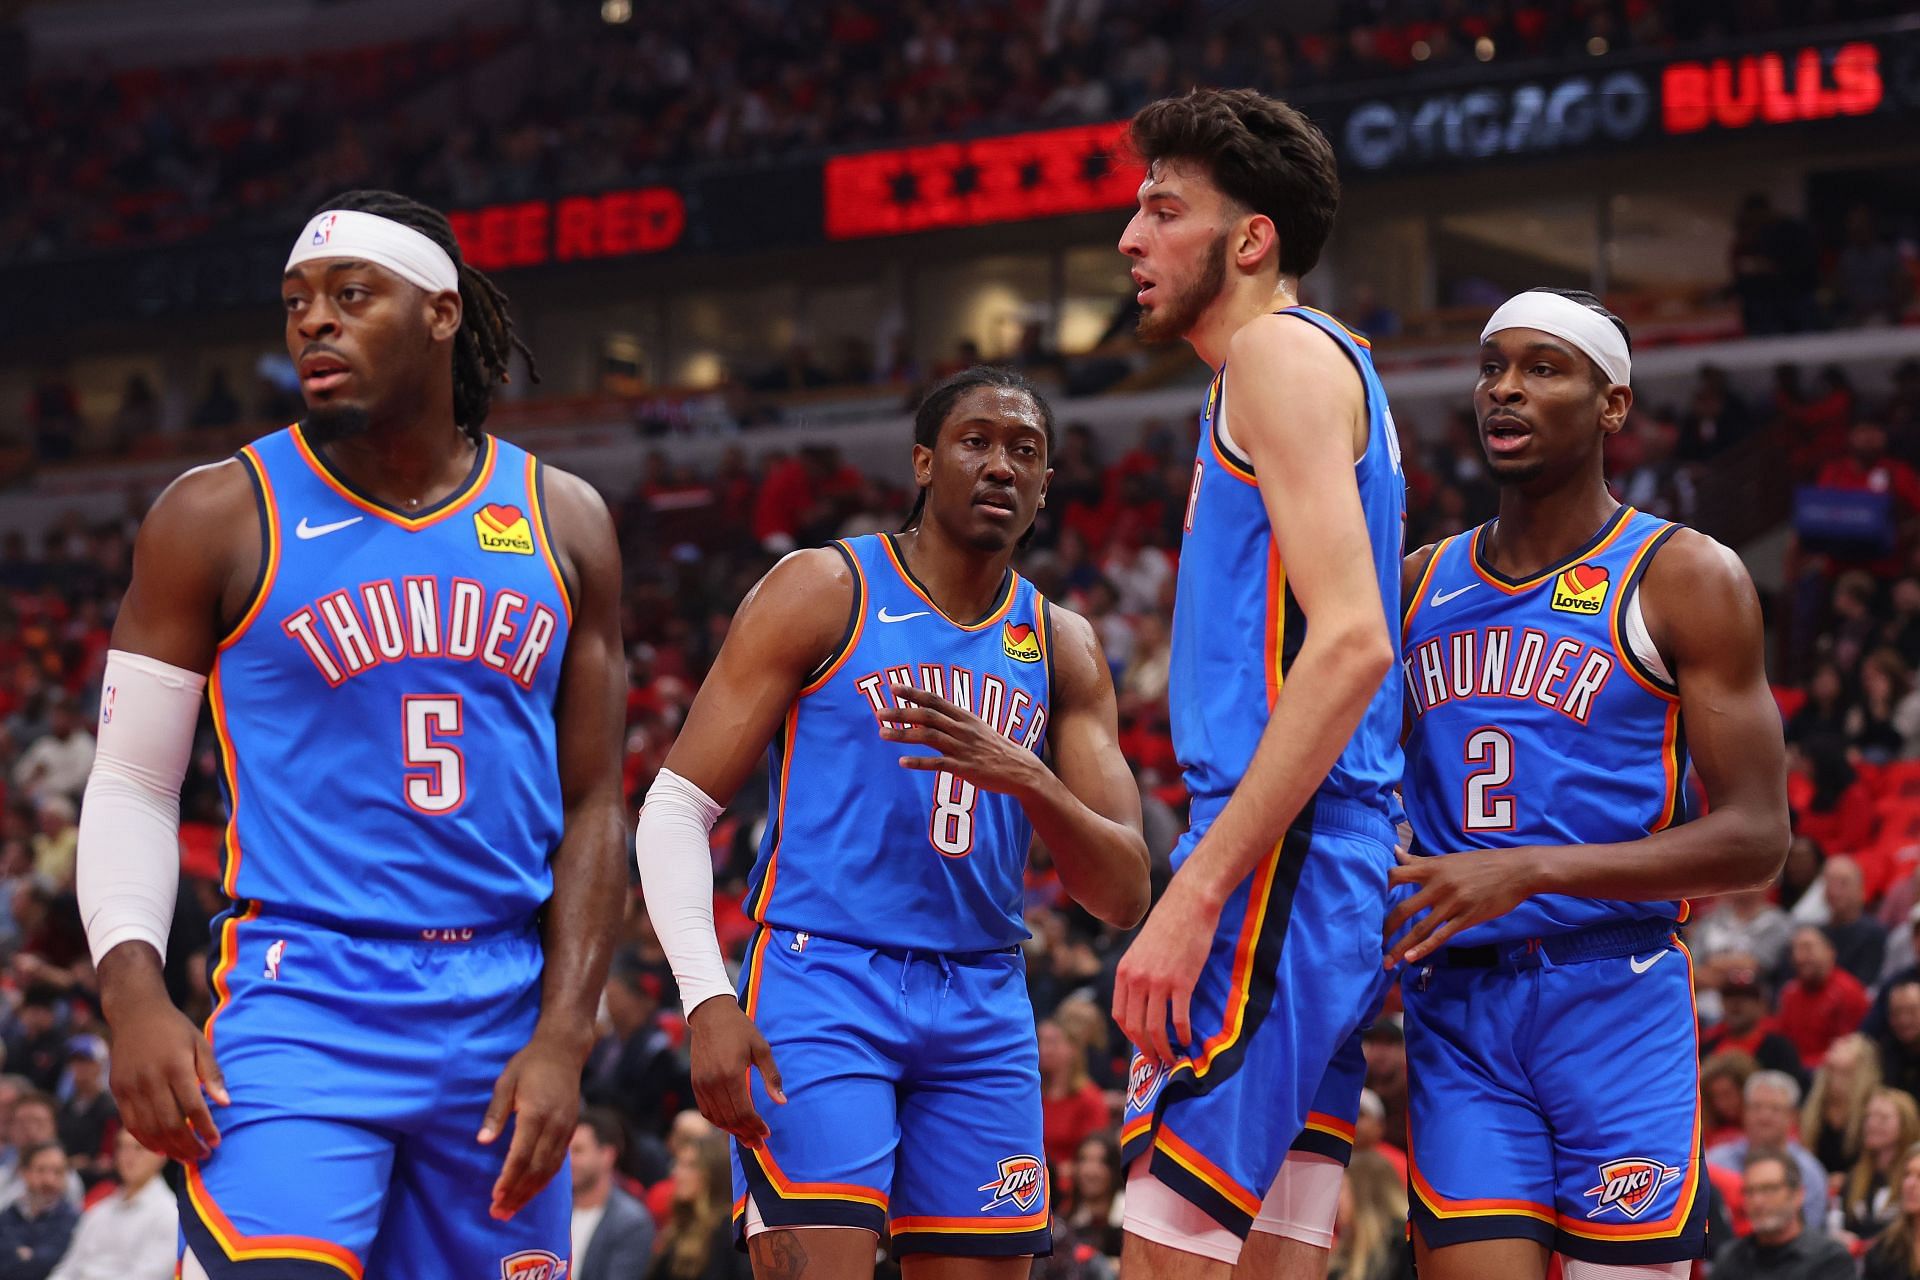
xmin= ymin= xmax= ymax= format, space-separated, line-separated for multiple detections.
xmin=1401 ymin=505 xmax=1690 ymax=945
xmin=1169 ymin=307 xmax=1406 ymax=836
xmin=211 ymin=425 xmax=572 ymax=929
xmin=744 ymin=533 xmax=1052 ymax=953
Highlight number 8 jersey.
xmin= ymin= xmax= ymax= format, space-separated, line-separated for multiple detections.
xmin=743 ymin=533 xmax=1052 ymax=953
xmin=1400 ymin=505 xmax=1690 ymax=946
xmin=210 ymin=425 xmax=571 ymax=928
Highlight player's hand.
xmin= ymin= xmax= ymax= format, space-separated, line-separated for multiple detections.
xmin=1382 ymin=846 xmax=1544 ymax=968
xmin=106 ymin=1001 xmax=227 ymax=1165
xmin=687 ymin=995 xmax=785 ymax=1148
xmin=1113 ymin=880 xmax=1218 ymax=1066
xmin=479 ymin=1032 xmax=582 ymax=1221
xmin=881 ymin=683 xmax=1045 ymax=797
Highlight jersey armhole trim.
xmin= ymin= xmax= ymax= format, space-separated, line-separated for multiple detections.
xmin=215 ymin=446 xmax=280 ymax=652
xmin=1402 ymin=538 xmax=1451 ymax=639
xmin=800 ymin=541 xmax=866 ymax=695
xmin=1273 ymin=307 xmax=1376 ymax=469
xmin=1610 ymin=524 xmax=1682 ymax=700
xmin=527 ymin=455 xmax=576 ymax=626
xmin=1037 ymin=596 xmax=1056 ymax=765
xmin=1206 ymin=368 xmax=1258 ymax=484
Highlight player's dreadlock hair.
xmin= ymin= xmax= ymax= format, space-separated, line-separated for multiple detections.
xmin=317 ymin=190 xmax=539 ymax=441
xmin=1523 ymin=287 xmax=1631 ymax=386
xmin=901 ymin=365 xmax=1056 ymax=548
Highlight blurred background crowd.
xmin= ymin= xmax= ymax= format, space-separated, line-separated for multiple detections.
xmin=3 ymin=0 xmax=1920 ymax=1275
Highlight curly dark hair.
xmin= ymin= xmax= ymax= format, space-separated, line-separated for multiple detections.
xmin=1127 ymin=88 xmax=1340 ymax=279
xmin=315 ymin=190 xmax=539 ymax=441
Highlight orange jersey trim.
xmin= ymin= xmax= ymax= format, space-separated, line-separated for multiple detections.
xmin=1169 ymin=841 xmax=1281 ymax=1081
xmin=220 ymin=446 xmax=281 ymax=650
xmin=207 ymin=669 xmax=245 ymax=900
xmin=186 ymin=1165 xmax=364 ymax=1278
xmin=746 ymin=710 xmax=800 ymax=922
xmin=1467 ymin=507 xmax=1637 ymax=596
xmin=740 ymin=928 xmax=771 ymax=1020
xmin=1204 ymin=369 xmax=1257 ymax=486
xmin=878 ymin=535 xmax=1019 ymax=632
xmin=1264 ymin=543 xmax=1287 ymax=710
xmin=892 ymin=1209 xmax=1051 ymax=1234
xmin=1302 ymin=1111 xmax=1357 ymax=1143
xmin=525 ymin=454 xmax=573 ymax=627
xmin=202 ymin=902 xmax=259 ymax=1048
xmin=1401 ymin=536 xmax=1455 ymax=640
xmin=1652 ymin=702 xmax=1685 ymax=832
xmin=1154 ymin=1125 xmax=1262 ymax=1218
xmin=800 ymin=542 xmax=867 ymax=696
xmin=1292 ymin=305 xmax=1373 ymax=350
xmin=1607 ymin=529 xmax=1681 ymax=703
xmin=1120 ymin=1114 xmax=1152 ymax=1146
xmin=290 ymin=425 xmax=497 ymax=531
xmin=746 ymin=1144 xmax=889 ymax=1211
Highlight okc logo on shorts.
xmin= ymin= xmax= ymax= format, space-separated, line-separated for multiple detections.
xmin=1584 ymin=1157 xmax=1682 ymax=1219
xmin=499 ymin=1250 xmax=567 ymax=1280
xmin=978 ymin=1154 xmax=1044 ymax=1213
xmin=1127 ymin=1054 xmax=1167 ymax=1113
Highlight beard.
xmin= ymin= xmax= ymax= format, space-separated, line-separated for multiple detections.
xmin=300 ymin=403 xmax=372 ymax=445
xmin=1135 ymin=232 xmax=1230 ymax=346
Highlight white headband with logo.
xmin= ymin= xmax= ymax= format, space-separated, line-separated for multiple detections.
xmin=285 ymin=209 xmax=459 ymax=294
xmin=1480 ymin=291 xmax=1631 ymax=387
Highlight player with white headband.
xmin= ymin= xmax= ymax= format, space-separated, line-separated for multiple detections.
xmin=76 ymin=190 xmax=628 ymax=1274
xmin=1388 ymin=287 xmax=1789 ymax=1280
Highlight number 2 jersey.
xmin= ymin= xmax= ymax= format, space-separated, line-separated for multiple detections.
xmin=210 ymin=425 xmax=571 ymax=928
xmin=743 ymin=533 xmax=1052 ymax=954
xmin=1401 ymin=505 xmax=1690 ymax=946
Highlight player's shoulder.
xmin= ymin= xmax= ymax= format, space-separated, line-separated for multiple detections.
xmin=1402 ymin=540 xmax=1444 ymax=594
xmin=1640 ymin=524 xmax=1751 ymax=595
xmin=1031 ymin=598 xmax=1108 ymax=698
xmin=1039 ymin=596 xmax=1098 ymax=656
xmin=533 ymin=459 xmax=612 ymax=524
xmin=744 ymin=544 xmax=860 ymax=618
xmin=141 ymin=457 xmax=258 ymax=545
xmin=1226 ymin=308 xmax=1356 ymax=368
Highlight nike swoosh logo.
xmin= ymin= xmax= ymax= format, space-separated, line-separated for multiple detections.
xmin=1430 ymin=583 xmax=1478 ymax=608
xmin=1628 ymin=951 xmax=1668 ymax=975
xmin=877 ymin=608 xmax=930 ymax=624
xmin=295 ymin=515 xmax=364 ymax=540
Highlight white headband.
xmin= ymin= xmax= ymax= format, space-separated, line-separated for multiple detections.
xmin=284 ymin=209 xmax=459 ymax=294
xmin=1480 ymin=291 xmax=1631 ymax=387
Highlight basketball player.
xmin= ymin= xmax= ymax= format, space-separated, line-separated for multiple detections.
xmin=634 ymin=365 xmax=1150 ymax=1279
xmin=1391 ymin=288 xmax=1790 ymax=1280
xmin=1110 ymin=89 xmax=1406 ymax=1280
xmin=74 ymin=191 xmax=627 ymax=1274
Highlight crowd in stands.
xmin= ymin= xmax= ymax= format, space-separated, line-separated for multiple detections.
xmin=0 ymin=347 xmax=1917 ymax=1274
xmin=2 ymin=0 xmax=1911 ymax=264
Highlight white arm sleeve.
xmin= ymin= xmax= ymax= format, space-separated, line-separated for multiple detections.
xmin=76 ymin=650 xmax=205 ymax=967
xmin=634 ymin=767 xmax=738 ymax=1016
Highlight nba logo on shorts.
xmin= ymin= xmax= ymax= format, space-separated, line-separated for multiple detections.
xmin=1584 ymin=1157 xmax=1680 ymax=1219
xmin=499 ymin=1250 xmax=567 ymax=1280
xmin=978 ymin=1154 xmax=1044 ymax=1213
xmin=263 ymin=940 xmax=287 ymax=981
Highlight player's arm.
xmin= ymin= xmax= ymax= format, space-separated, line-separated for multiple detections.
xmin=881 ymin=605 xmax=1149 ymax=927
xmin=82 ymin=461 xmax=257 ymax=1165
xmin=635 ymin=549 xmax=853 ymax=1145
xmin=481 ymin=467 xmax=628 ymax=1221
xmin=1114 ymin=315 xmax=1396 ymax=1063
xmin=1384 ymin=529 xmax=1790 ymax=965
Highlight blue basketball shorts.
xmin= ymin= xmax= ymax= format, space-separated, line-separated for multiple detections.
xmin=730 ymin=926 xmax=1051 ymax=1259
xmin=1121 ymin=797 xmax=1400 ymax=1239
xmin=180 ymin=910 xmax=570 ymax=1279
xmin=1403 ymin=922 xmax=1707 ymax=1266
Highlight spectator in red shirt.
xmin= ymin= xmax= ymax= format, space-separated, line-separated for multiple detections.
xmin=1702 ymin=964 xmax=1805 ymax=1082
xmin=1821 ymin=420 xmax=1920 ymax=500
xmin=1039 ymin=1019 xmax=1109 ymax=1174
xmin=1779 ymin=924 xmax=1872 ymax=1069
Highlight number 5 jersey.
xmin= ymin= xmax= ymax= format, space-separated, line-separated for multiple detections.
xmin=211 ymin=425 xmax=571 ymax=928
